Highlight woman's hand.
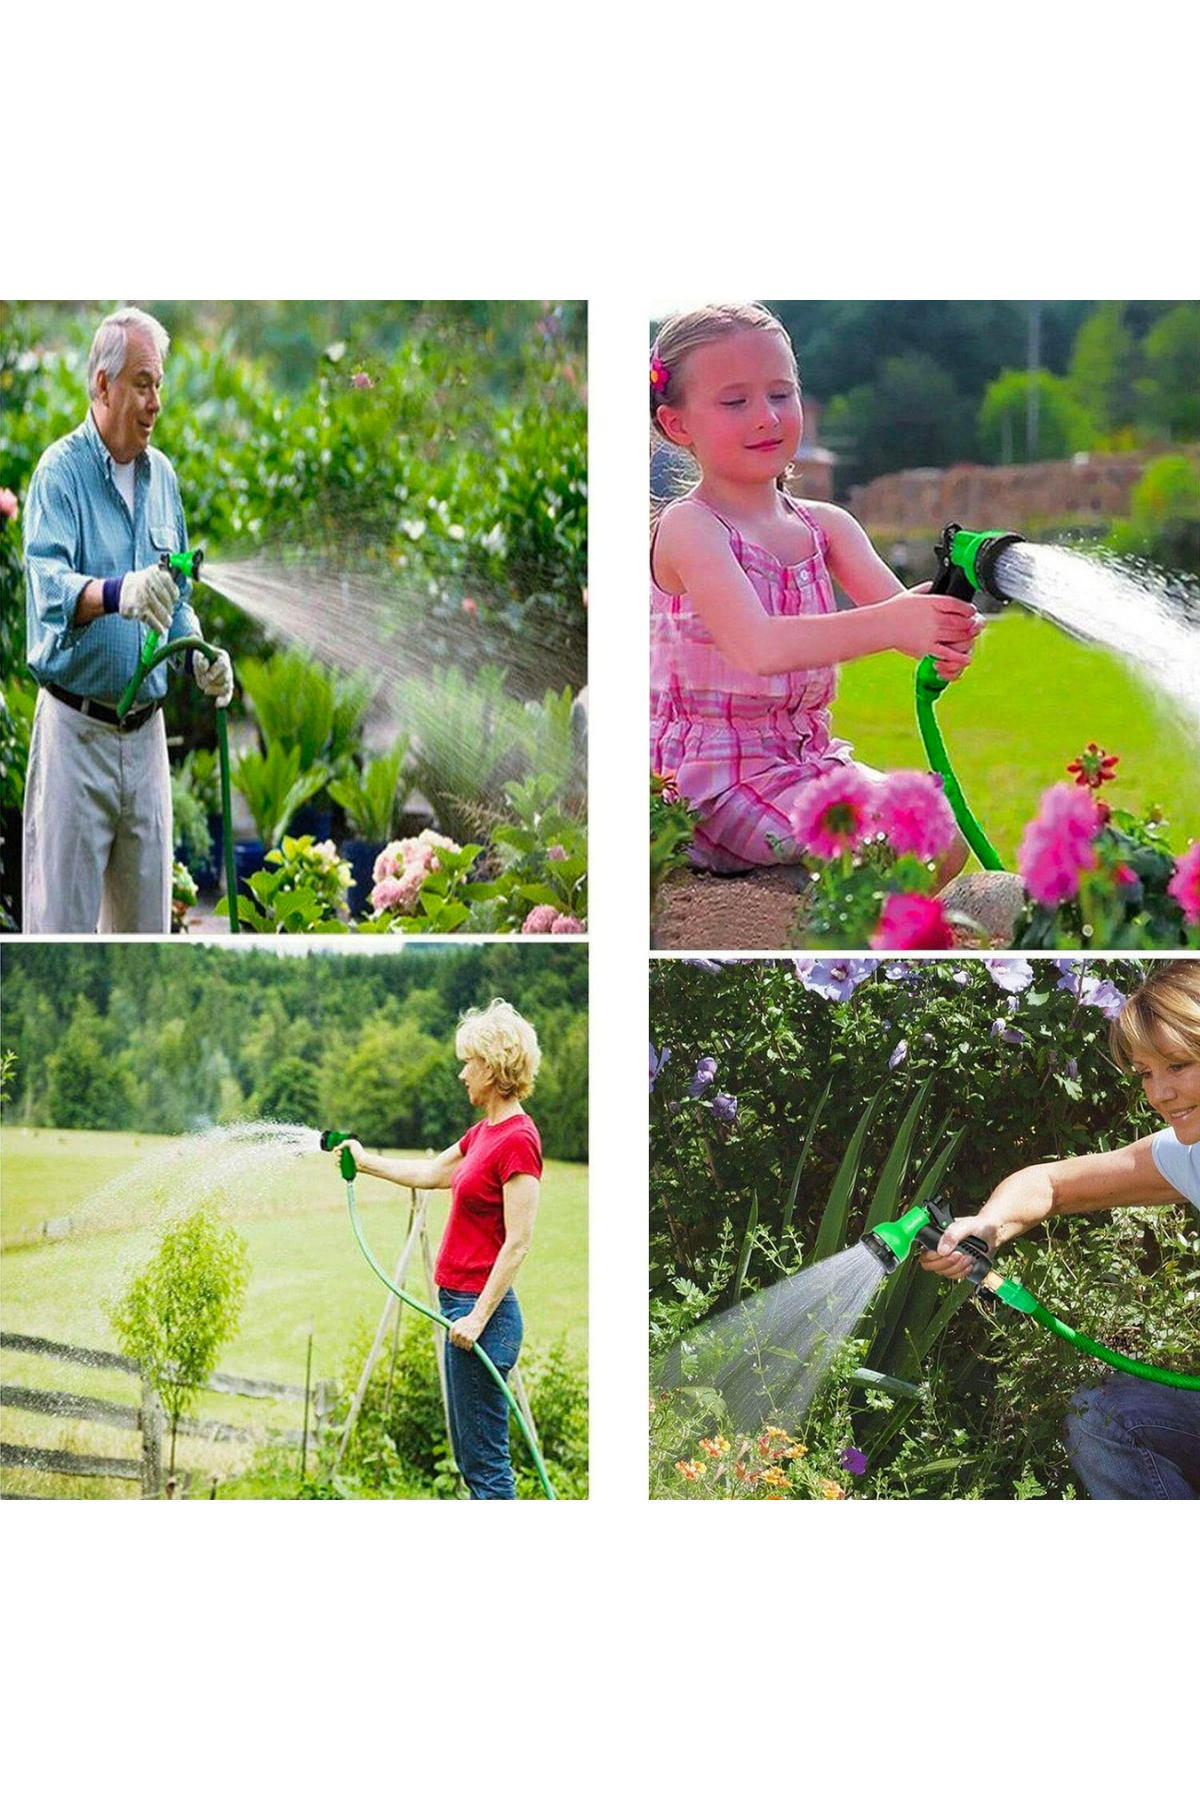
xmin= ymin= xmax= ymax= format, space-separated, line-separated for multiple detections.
xmin=448 ymin=1311 xmax=485 ymax=1351
xmin=884 ymin=583 xmax=981 ymax=677
xmin=918 ymin=1212 xmax=999 ymax=1280
xmin=343 ymin=1137 xmax=364 ymax=1171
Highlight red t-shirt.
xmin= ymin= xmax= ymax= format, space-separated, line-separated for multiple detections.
xmin=434 ymin=1112 xmax=543 ymax=1293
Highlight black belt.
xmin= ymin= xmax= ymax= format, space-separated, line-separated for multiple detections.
xmin=45 ymin=683 xmax=163 ymax=732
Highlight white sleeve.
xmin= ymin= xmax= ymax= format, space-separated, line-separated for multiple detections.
xmin=1150 ymin=1129 xmax=1200 ymax=1211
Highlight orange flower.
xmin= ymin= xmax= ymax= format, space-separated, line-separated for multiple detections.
xmin=699 ymin=1436 xmax=730 ymax=1457
xmin=675 ymin=1459 xmax=706 ymax=1482
xmin=818 ymin=1479 xmax=847 ymax=1500
xmin=762 ymin=1468 xmax=792 ymax=1489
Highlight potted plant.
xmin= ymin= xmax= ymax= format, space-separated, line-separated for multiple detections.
xmin=328 ymin=734 xmax=411 ymax=916
xmin=231 ymin=743 xmax=330 ymax=891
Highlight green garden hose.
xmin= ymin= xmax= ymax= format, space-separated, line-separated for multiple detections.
xmin=332 ymin=1142 xmax=557 ymax=1499
xmin=914 ymin=656 xmax=1004 ymax=871
xmin=983 ymin=1271 xmax=1200 ymax=1391
xmin=866 ymin=1200 xmax=1200 ymax=1389
xmin=115 ymin=634 xmax=239 ymax=932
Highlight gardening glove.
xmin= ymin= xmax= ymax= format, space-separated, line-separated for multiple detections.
xmin=118 ymin=564 xmax=176 ymax=635
xmin=193 ymin=647 xmax=234 ymax=708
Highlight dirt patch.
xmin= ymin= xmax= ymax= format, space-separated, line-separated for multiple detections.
xmin=652 ymin=866 xmax=803 ymax=950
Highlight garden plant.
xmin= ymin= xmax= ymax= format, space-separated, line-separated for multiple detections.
xmin=649 ymin=954 xmax=1198 ymax=1498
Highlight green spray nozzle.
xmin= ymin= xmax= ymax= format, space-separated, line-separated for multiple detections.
xmin=863 ymin=1199 xmax=993 ymax=1285
xmin=116 ymin=546 xmax=207 ymax=719
xmin=319 ymin=1128 xmax=357 ymax=1182
xmin=931 ymin=522 xmax=1024 ymax=610
xmin=160 ymin=547 xmax=205 ymax=586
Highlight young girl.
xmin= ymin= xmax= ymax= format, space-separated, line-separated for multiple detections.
xmin=650 ymin=303 xmax=981 ymax=875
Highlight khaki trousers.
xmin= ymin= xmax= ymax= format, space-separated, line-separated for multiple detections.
xmin=23 ymin=688 xmax=172 ymax=934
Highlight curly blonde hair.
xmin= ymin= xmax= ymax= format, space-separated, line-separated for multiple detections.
xmin=456 ymin=999 xmax=541 ymax=1100
xmin=1109 ymin=961 xmax=1200 ymax=1070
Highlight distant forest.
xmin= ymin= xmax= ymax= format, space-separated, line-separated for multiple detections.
xmin=654 ymin=301 xmax=1200 ymax=491
xmin=0 ymin=943 xmax=587 ymax=1161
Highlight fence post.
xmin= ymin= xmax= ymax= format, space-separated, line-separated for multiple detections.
xmin=139 ymin=1382 xmax=163 ymax=1498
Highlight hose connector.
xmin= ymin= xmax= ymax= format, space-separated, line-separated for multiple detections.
xmin=160 ymin=547 xmax=205 ymax=587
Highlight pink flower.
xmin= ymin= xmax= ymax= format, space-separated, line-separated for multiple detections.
xmin=550 ymin=913 xmax=585 ymax=933
xmin=1018 ymin=784 xmax=1101 ymax=908
xmin=461 ymin=597 xmax=478 ymax=616
xmin=871 ymin=892 xmax=954 ymax=951
xmin=350 ymin=370 xmax=375 ymax=389
xmin=547 ymin=844 xmax=568 ymax=861
xmin=791 ymin=766 xmax=876 ymax=860
xmin=522 ymin=904 xmax=561 ymax=934
xmin=0 ymin=488 xmax=18 ymax=524
xmin=873 ymin=770 xmax=956 ymax=862
xmin=1168 ymin=841 xmax=1200 ymax=926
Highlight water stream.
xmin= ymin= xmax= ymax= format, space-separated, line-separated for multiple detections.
xmin=657 ymin=1242 xmax=887 ymax=1432
xmin=993 ymin=543 xmax=1200 ymax=742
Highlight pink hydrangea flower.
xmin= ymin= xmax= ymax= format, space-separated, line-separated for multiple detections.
xmin=791 ymin=766 xmax=876 ymax=860
xmin=1168 ymin=840 xmax=1200 ymax=926
xmin=550 ymin=913 xmax=585 ymax=933
xmin=0 ymin=488 xmax=18 ymax=524
xmin=522 ymin=904 xmax=561 ymax=934
xmin=369 ymin=830 xmax=461 ymax=916
xmin=870 ymin=892 xmax=954 ymax=950
xmin=1018 ymin=784 xmax=1101 ymax=907
xmin=873 ymin=770 xmax=956 ymax=863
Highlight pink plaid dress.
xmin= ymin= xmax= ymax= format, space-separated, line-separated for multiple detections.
xmin=651 ymin=497 xmax=869 ymax=873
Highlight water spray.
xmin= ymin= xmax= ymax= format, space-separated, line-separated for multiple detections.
xmin=114 ymin=548 xmax=239 ymax=931
xmin=319 ymin=1130 xmax=558 ymax=1498
xmin=863 ymin=1198 xmax=1200 ymax=1391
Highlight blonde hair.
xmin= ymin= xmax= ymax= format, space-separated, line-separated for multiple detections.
xmin=1109 ymin=961 xmax=1200 ymax=1071
xmin=649 ymin=302 xmax=797 ymax=434
xmin=456 ymin=999 xmax=541 ymax=1100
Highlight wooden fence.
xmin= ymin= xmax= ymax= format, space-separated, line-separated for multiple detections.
xmin=0 ymin=1331 xmax=336 ymax=1497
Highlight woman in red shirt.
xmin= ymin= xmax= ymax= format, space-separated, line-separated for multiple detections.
xmin=343 ymin=999 xmax=543 ymax=1499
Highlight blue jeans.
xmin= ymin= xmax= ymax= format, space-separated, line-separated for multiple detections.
xmin=439 ymin=1288 xmax=523 ymax=1500
xmin=1065 ymin=1377 xmax=1200 ymax=1499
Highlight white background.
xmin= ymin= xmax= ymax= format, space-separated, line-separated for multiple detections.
xmin=3 ymin=4 xmax=1196 ymax=1791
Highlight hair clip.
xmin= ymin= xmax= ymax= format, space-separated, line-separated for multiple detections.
xmin=650 ymin=355 xmax=670 ymax=394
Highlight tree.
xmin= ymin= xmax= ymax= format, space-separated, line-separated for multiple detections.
xmin=43 ymin=995 xmax=137 ymax=1131
xmin=823 ymin=353 xmax=972 ymax=486
xmin=109 ymin=1206 xmax=249 ymax=1490
xmin=1138 ymin=305 xmax=1200 ymax=441
xmin=1068 ymin=303 xmax=1139 ymax=439
xmin=978 ymin=370 xmax=1092 ymax=464
xmin=252 ymin=1054 xmax=322 ymax=1125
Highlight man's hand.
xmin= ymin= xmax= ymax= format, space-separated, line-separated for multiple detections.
xmin=193 ymin=647 xmax=234 ymax=708
xmin=118 ymin=564 xmax=176 ymax=635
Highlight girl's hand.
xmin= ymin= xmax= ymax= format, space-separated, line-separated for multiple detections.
xmin=448 ymin=1311 xmax=485 ymax=1350
xmin=918 ymin=1213 xmax=998 ymax=1280
xmin=884 ymin=583 xmax=980 ymax=673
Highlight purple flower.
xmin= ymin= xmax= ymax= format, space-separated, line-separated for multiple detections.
xmin=839 ymin=1445 xmax=868 ymax=1476
xmin=1067 ymin=1059 xmax=1079 ymax=1080
xmin=650 ymin=1043 xmax=670 ymax=1092
xmin=888 ymin=1038 xmax=909 ymax=1070
xmin=986 ymin=957 xmax=1034 ymax=994
xmin=687 ymin=1056 xmax=718 ymax=1098
xmin=884 ymin=962 xmax=918 ymax=983
xmin=951 ymin=969 xmax=970 ymax=986
xmin=792 ymin=958 xmax=876 ymax=1003
xmin=1054 ymin=958 xmax=1083 ymax=996
xmin=990 ymin=1019 xmax=1028 ymax=1046
xmin=710 ymin=1093 xmax=738 ymax=1125
xmin=1079 ymin=976 xmax=1125 ymax=1019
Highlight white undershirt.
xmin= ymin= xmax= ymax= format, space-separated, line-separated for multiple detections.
xmin=112 ymin=458 xmax=136 ymax=515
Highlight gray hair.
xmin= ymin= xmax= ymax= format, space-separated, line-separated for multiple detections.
xmin=87 ymin=308 xmax=170 ymax=399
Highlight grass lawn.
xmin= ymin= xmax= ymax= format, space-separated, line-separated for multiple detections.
xmin=834 ymin=609 xmax=1200 ymax=869
xmin=1 ymin=1127 xmax=587 ymax=1496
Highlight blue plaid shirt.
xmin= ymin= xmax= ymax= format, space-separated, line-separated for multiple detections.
xmin=24 ymin=410 xmax=201 ymax=703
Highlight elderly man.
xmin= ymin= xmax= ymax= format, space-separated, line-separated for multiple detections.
xmin=23 ymin=306 xmax=232 ymax=933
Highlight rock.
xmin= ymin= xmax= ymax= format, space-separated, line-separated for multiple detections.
xmin=938 ymin=871 xmax=1027 ymax=946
